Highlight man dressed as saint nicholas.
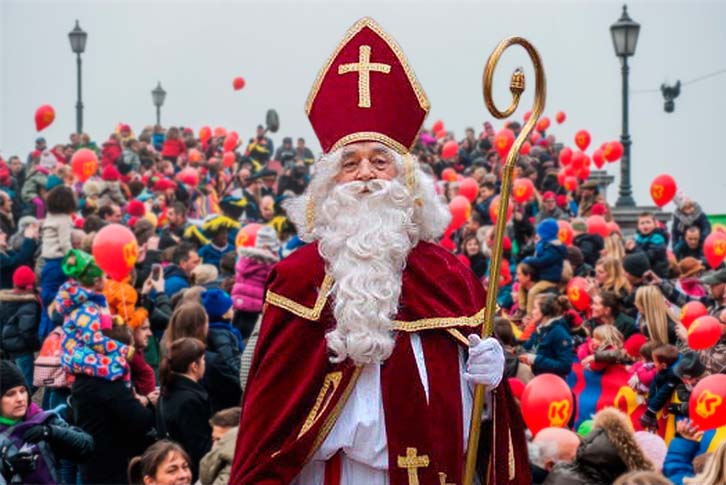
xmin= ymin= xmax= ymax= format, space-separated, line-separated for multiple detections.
xmin=230 ymin=17 xmax=531 ymax=485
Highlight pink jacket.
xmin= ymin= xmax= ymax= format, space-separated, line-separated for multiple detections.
xmin=231 ymin=247 xmax=279 ymax=313
xmin=631 ymin=361 xmax=657 ymax=389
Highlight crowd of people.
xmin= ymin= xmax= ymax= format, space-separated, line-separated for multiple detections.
xmin=0 ymin=116 xmax=724 ymax=485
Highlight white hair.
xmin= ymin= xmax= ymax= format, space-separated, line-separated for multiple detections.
xmin=283 ymin=145 xmax=451 ymax=365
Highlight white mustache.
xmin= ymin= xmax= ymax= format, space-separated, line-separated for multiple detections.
xmin=337 ymin=179 xmax=391 ymax=196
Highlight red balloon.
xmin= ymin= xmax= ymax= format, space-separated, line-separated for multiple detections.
xmin=523 ymin=111 xmax=532 ymax=122
xmin=530 ymin=131 xmax=542 ymax=145
xmin=704 ymin=232 xmax=726 ymax=269
xmin=574 ymin=130 xmax=591 ymax=151
xmin=557 ymin=169 xmax=567 ymax=188
xmin=557 ymin=220 xmax=574 ymax=246
xmin=92 ymin=224 xmax=138 ymax=281
xmin=188 ymin=149 xmax=203 ymax=164
xmin=604 ymin=141 xmax=624 ymax=162
xmin=680 ymin=301 xmax=709 ymax=329
xmin=592 ymin=148 xmax=605 ymax=169
xmin=448 ymin=195 xmax=471 ymax=230
xmin=606 ymin=221 xmax=621 ymax=235
xmin=563 ymin=176 xmax=578 ymax=192
xmin=432 ymin=120 xmax=444 ymax=133
xmin=688 ymin=316 xmax=723 ymax=350
xmin=213 ymin=127 xmax=227 ymax=138
xmin=35 ymin=105 xmax=55 ymax=132
xmin=223 ymin=132 xmax=239 ymax=153
xmin=489 ymin=195 xmax=513 ymax=224
xmin=494 ymin=129 xmax=515 ymax=158
xmin=512 ymin=178 xmax=534 ymax=204
xmin=567 ymin=277 xmax=591 ymax=311
xmin=71 ymin=149 xmax=98 ymax=182
xmin=435 ymin=130 xmax=447 ymax=140
xmin=442 ymin=140 xmax=459 ymax=160
xmin=199 ymin=126 xmax=212 ymax=142
xmin=559 ymin=147 xmax=573 ymax=166
xmin=458 ymin=177 xmax=479 ymax=202
xmin=689 ymin=374 xmax=726 ymax=430
xmin=536 ymin=117 xmax=551 ymax=132
xmin=571 ymin=151 xmax=586 ymax=171
xmin=236 ymin=223 xmax=261 ymax=248
xmin=520 ymin=141 xmax=532 ymax=155
xmin=521 ymin=374 xmax=573 ymax=435
xmin=578 ymin=166 xmax=591 ymax=182
xmin=177 ymin=167 xmax=199 ymax=186
xmin=441 ymin=167 xmax=457 ymax=182
xmin=232 ymin=76 xmax=246 ymax=90
xmin=587 ymin=215 xmax=609 ymax=239
xmin=650 ymin=174 xmax=677 ymax=207
xmin=222 ymin=151 xmax=236 ymax=168
xmin=555 ymin=111 xmax=566 ymax=124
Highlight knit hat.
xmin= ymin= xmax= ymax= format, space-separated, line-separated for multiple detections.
xmin=256 ymin=225 xmax=281 ymax=253
xmin=126 ymin=199 xmax=146 ymax=217
xmin=0 ymin=360 xmax=27 ymax=395
xmin=12 ymin=265 xmax=36 ymax=290
xmin=102 ymin=165 xmax=120 ymax=182
xmin=46 ymin=174 xmax=63 ymax=191
xmin=634 ymin=431 xmax=667 ymax=471
xmin=127 ymin=308 xmax=149 ymax=329
xmin=83 ymin=180 xmax=103 ymax=198
xmin=542 ymin=191 xmax=556 ymax=201
xmin=201 ymin=289 xmax=233 ymax=320
xmin=536 ymin=218 xmax=559 ymax=242
xmin=62 ymin=249 xmax=104 ymax=287
xmin=623 ymin=333 xmax=648 ymax=359
xmin=571 ymin=218 xmax=587 ymax=233
xmin=673 ymin=351 xmax=707 ymax=380
xmin=678 ymin=257 xmax=704 ymax=279
xmin=622 ymin=252 xmax=651 ymax=278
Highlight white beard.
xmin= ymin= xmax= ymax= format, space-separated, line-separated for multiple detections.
xmin=318 ymin=179 xmax=417 ymax=366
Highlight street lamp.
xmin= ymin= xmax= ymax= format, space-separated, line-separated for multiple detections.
xmin=151 ymin=82 xmax=166 ymax=126
xmin=610 ymin=4 xmax=640 ymax=207
xmin=68 ymin=20 xmax=87 ymax=135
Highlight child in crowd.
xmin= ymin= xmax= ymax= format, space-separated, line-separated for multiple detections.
xmin=640 ymin=344 xmax=681 ymax=430
xmin=628 ymin=341 xmax=658 ymax=404
xmin=199 ymin=407 xmax=241 ymax=485
xmin=520 ymin=293 xmax=575 ymax=378
xmin=577 ymin=324 xmax=624 ymax=372
xmin=198 ymin=225 xmax=235 ymax=270
xmin=627 ymin=212 xmax=669 ymax=278
xmin=522 ymin=218 xmax=567 ymax=285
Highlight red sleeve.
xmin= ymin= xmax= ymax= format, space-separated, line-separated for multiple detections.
xmin=130 ymin=351 xmax=156 ymax=396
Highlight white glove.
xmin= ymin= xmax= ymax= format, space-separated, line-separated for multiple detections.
xmin=465 ymin=335 xmax=504 ymax=388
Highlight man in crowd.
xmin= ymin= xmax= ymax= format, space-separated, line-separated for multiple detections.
xmin=164 ymin=242 xmax=201 ymax=296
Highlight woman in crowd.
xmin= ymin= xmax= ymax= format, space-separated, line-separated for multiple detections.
xmin=603 ymin=232 xmax=626 ymax=261
xmin=634 ymin=286 xmax=681 ymax=346
xmin=520 ymin=293 xmax=575 ymax=378
xmin=128 ymin=440 xmax=192 ymax=485
xmin=594 ymin=256 xmax=632 ymax=302
xmin=584 ymin=291 xmax=639 ymax=340
xmin=0 ymin=360 xmax=93 ymax=484
xmin=158 ymin=337 xmax=212 ymax=482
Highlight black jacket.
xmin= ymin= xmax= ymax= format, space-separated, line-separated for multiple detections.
xmin=204 ymin=326 xmax=242 ymax=412
xmin=0 ymin=290 xmax=41 ymax=357
xmin=71 ymin=374 xmax=155 ymax=484
xmin=160 ymin=374 xmax=212 ymax=481
xmin=36 ymin=412 xmax=95 ymax=463
xmin=573 ymin=233 xmax=604 ymax=268
xmin=0 ymin=238 xmax=37 ymax=289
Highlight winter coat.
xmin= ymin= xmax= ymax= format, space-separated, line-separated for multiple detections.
xmin=204 ymin=323 xmax=243 ymax=412
xmin=544 ymin=408 xmax=655 ymax=485
xmin=672 ymin=204 xmax=711 ymax=249
xmin=0 ymin=289 xmax=41 ymax=357
xmin=19 ymin=168 xmax=48 ymax=203
xmin=573 ymin=233 xmax=604 ymax=268
xmin=629 ymin=361 xmax=657 ymax=394
xmin=0 ymin=238 xmax=37 ymax=289
xmin=97 ymin=181 xmax=126 ymax=207
xmin=474 ymin=195 xmax=495 ymax=226
xmin=161 ymin=138 xmax=186 ymax=158
xmin=700 ymin=336 xmax=726 ymax=375
xmin=0 ymin=403 xmax=94 ymax=484
xmin=522 ymin=317 xmax=574 ymax=377
xmin=199 ymin=427 xmax=238 ymax=485
xmin=198 ymin=242 xmax=235 ymax=270
xmin=40 ymin=213 xmax=72 ymax=259
xmin=466 ymin=252 xmax=488 ymax=280
xmin=38 ymin=258 xmax=67 ymax=339
xmin=584 ymin=313 xmax=639 ymax=341
xmin=160 ymin=374 xmax=212 ymax=481
xmin=632 ymin=228 xmax=669 ymax=278
xmin=71 ymin=374 xmax=155 ymax=484
xmin=100 ymin=140 xmax=122 ymax=166
xmin=129 ymin=349 xmax=156 ymax=396
xmin=231 ymin=247 xmax=278 ymax=313
xmin=164 ymin=264 xmax=190 ymax=297
xmin=647 ymin=363 xmax=680 ymax=413
xmin=663 ymin=436 xmax=699 ymax=485
xmin=522 ymin=239 xmax=567 ymax=283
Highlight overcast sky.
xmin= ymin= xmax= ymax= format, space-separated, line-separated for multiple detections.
xmin=1 ymin=0 xmax=724 ymax=212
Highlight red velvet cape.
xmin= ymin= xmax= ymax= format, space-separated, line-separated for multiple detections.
xmin=230 ymin=241 xmax=530 ymax=484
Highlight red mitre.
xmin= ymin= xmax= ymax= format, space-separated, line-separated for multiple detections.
xmin=306 ymin=17 xmax=430 ymax=154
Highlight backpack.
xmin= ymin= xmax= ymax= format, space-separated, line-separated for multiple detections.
xmin=32 ymin=327 xmax=71 ymax=389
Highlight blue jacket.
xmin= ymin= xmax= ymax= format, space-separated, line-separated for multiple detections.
xmin=634 ymin=228 xmax=669 ymax=277
xmin=523 ymin=317 xmax=574 ymax=377
xmin=663 ymin=437 xmax=699 ymax=485
xmin=647 ymin=362 xmax=680 ymax=413
xmin=164 ymin=264 xmax=190 ymax=297
xmin=0 ymin=237 xmax=37 ymax=289
xmin=522 ymin=239 xmax=566 ymax=283
xmin=198 ymin=243 xmax=234 ymax=270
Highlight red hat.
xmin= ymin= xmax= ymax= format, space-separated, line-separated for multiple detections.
xmin=542 ymin=191 xmax=556 ymax=201
xmin=102 ymin=164 xmax=120 ymax=181
xmin=12 ymin=265 xmax=36 ymax=290
xmin=74 ymin=217 xmax=85 ymax=229
xmin=591 ymin=203 xmax=607 ymax=216
xmin=306 ymin=17 xmax=429 ymax=154
xmin=126 ymin=199 xmax=146 ymax=217
xmin=119 ymin=123 xmax=131 ymax=133
xmin=624 ymin=334 xmax=648 ymax=359
xmin=183 ymin=127 xmax=194 ymax=135
xmin=152 ymin=178 xmax=177 ymax=192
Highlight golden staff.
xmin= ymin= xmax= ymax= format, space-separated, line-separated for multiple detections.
xmin=463 ymin=37 xmax=546 ymax=485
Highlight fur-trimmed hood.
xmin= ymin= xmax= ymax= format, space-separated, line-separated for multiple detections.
xmin=592 ymin=407 xmax=655 ymax=472
xmin=0 ymin=289 xmax=37 ymax=303
xmin=237 ymin=246 xmax=279 ymax=264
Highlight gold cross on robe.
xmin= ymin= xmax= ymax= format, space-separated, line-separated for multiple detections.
xmin=396 ymin=447 xmax=429 ymax=485
xmin=337 ymin=45 xmax=391 ymax=108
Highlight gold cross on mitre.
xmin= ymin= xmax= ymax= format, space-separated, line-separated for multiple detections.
xmin=397 ymin=447 xmax=429 ymax=485
xmin=338 ymin=45 xmax=391 ymax=108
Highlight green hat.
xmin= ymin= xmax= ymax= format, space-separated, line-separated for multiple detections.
xmin=62 ymin=249 xmax=103 ymax=287
xmin=576 ymin=419 xmax=593 ymax=438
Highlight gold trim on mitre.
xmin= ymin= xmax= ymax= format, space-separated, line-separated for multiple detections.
xmin=330 ymin=132 xmax=408 ymax=155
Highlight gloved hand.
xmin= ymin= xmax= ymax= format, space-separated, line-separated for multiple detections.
xmin=639 ymin=410 xmax=658 ymax=431
xmin=0 ymin=445 xmax=37 ymax=479
xmin=667 ymin=402 xmax=688 ymax=416
xmin=465 ymin=335 xmax=504 ymax=388
xmin=22 ymin=424 xmax=52 ymax=444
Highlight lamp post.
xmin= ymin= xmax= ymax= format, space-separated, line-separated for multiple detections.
xmin=151 ymin=81 xmax=166 ymax=126
xmin=610 ymin=5 xmax=640 ymax=207
xmin=68 ymin=20 xmax=87 ymax=135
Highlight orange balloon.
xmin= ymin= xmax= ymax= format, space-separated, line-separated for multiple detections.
xmin=512 ymin=178 xmax=534 ymax=204
xmin=188 ymin=149 xmax=203 ymax=163
xmin=35 ymin=105 xmax=55 ymax=132
xmin=704 ymin=232 xmax=726 ymax=269
xmin=213 ymin=127 xmax=227 ymax=138
xmin=199 ymin=126 xmax=212 ymax=142
xmin=521 ymin=374 xmax=573 ymax=435
xmin=442 ymin=140 xmax=459 ymax=160
xmin=574 ymin=130 xmax=591 ymax=151
xmin=563 ymin=176 xmax=578 ymax=192
xmin=458 ymin=177 xmax=479 ymax=202
xmin=92 ymin=224 xmax=138 ymax=281
xmin=448 ymin=195 xmax=471 ymax=230
xmin=222 ymin=151 xmax=236 ymax=168
xmin=557 ymin=220 xmax=574 ymax=246
xmin=688 ymin=316 xmax=722 ymax=350
xmin=603 ymin=141 xmax=624 ymax=162
xmin=536 ymin=117 xmax=551 ymax=132
xmin=489 ymin=195 xmax=513 ymax=224
xmin=71 ymin=149 xmax=98 ymax=182
xmin=567 ymin=276 xmax=590 ymax=311
xmin=689 ymin=374 xmax=726 ymax=430
xmin=441 ymin=167 xmax=457 ymax=182
xmin=236 ymin=223 xmax=261 ymax=248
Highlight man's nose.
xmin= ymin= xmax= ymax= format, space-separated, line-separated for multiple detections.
xmin=356 ymin=159 xmax=375 ymax=181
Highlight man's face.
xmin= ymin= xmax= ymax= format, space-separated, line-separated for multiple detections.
xmin=63 ymin=146 xmax=75 ymax=159
xmin=543 ymin=198 xmax=556 ymax=211
xmin=70 ymin=133 xmax=80 ymax=145
xmin=638 ymin=216 xmax=655 ymax=235
xmin=9 ymin=158 xmax=22 ymax=175
xmin=180 ymin=251 xmax=201 ymax=274
xmin=685 ymin=229 xmax=700 ymax=249
xmin=36 ymin=140 xmax=47 ymax=151
xmin=260 ymin=197 xmax=275 ymax=221
xmin=256 ymin=127 xmax=265 ymax=138
xmin=106 ymin=205 xmax=123 ymax=223
xmin=297 ymin=139 xmax=305 ymax=150
xmin=0 ymin=193 xmax=11 ymax=212
xmin=211 ymin=425 xmax=231 ymax=447
xmin=335 ymin=142 xmax=397 ymax=184
xmin=213 ymin=228 xmax=228 ymax=246
xmin=133 ymin=321 xmax=152 ymax=349
xmin=682 ymin=202 xmax=696 ymax=216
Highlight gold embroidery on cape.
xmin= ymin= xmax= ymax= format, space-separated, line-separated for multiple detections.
xmin=305 ymin=17 xmax=429 ymax=121
xmin=446 ymin=328 xmax=470 ymax=347
xmin=264 ymin=275 xmax=334 ymax=321
xmin=338 ymin=45 xmax=391 ymax=108
xmin=397 ymin=447 xmax=430 ymax=485
xmin=438 ymin=472 xmax=455 ymax=485
xmin=298 ymin=371 xmax=342 ymax=438
xmin=393 ymin=307 xmax=486 ymax=332
xmin=508 ymin=428 xmax=516 ymax=480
